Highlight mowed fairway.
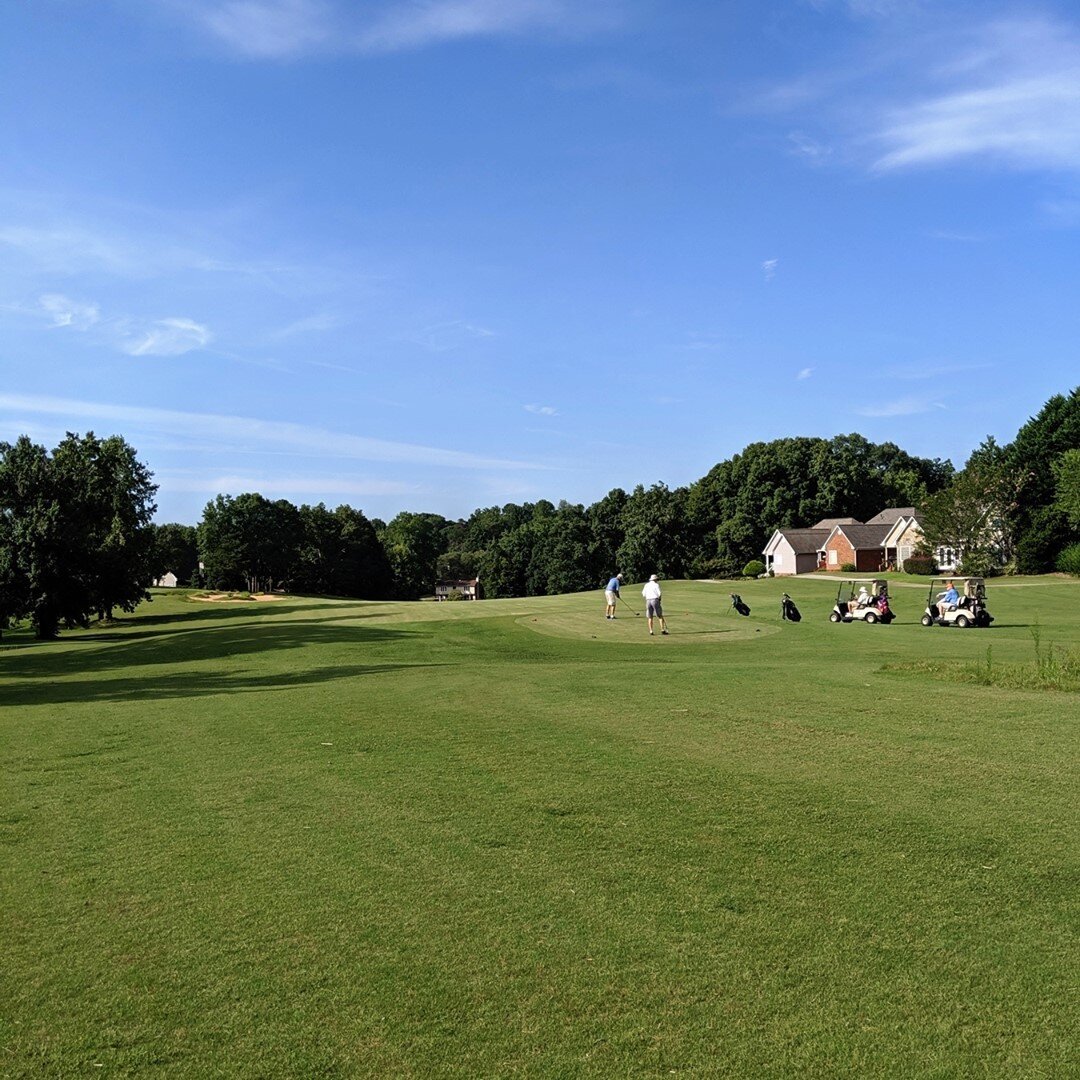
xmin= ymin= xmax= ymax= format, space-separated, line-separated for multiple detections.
xmin=2 ymin=577 xmax=1077 ymax=1077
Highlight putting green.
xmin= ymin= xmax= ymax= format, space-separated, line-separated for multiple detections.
xmin=516 ymin=609 xmax=777 ymax=639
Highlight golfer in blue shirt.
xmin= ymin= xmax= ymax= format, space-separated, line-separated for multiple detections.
xmin=605 ymin=573 xmax=623 ymax=619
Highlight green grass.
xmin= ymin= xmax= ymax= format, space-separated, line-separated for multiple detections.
xmin=2 ymin=576 xmax=1078 ymax=1077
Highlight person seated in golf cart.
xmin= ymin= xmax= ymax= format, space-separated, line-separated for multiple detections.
xmin=936 ymin=580 xmax=959 ymax=615
xmin=848 ymin=584 xmax=871 ymax=614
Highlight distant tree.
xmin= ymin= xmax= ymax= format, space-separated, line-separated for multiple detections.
xmin=148 ymin=523 xmax=200 ymax=585
xmin=526 ymin=501 xmax=595 ymax=595
xmin=436 ymin=550 xmax=483 ymax=581
xmin=616 ymin=483 xmax=688 ymax=582
xmin=291 ymin=503 xmax=392 ymax=598
xmin=1007 ymin=388 xmax=1080 ymax=572
xmin=380 ymin=511 xmax=451 ymax=598
xmin=587 ymin=487 xmax=628 ymax=579
xmin=198 ymin=493 xmax=300 ymax=592
xmin=1052 ymin=449 xmax=1080 ymax=531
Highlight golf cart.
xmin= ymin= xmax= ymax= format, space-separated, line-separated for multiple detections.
xmin=921 ymin=577 xmax=993 ymax=628
xmin=829 ymin=578 xmax=894 ymax=624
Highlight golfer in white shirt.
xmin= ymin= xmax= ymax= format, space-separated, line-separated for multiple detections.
xmin=641 ymin=574 xmax=668 ymax=636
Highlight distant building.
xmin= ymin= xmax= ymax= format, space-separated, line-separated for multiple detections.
xmin=762 ymin=528 xmax=830 ymax=576
xmin=153 ymin=571 xmax=179 ymax=588
xmin=822 ymin=523 xmax=892 ymax=572
xmin=435 ymin=578 xmax=480 ymax=600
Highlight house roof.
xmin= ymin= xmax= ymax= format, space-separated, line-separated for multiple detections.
xmin=812 ymin=517 xmax=862 ymax=529
xmin=777 ymin=528 xmax=831 ymax=554
xmin=881 ymin=514 xmax=924 ymax=546
xmin=436 ymin=578 xmax=478 ymax=588
xmin=828 ymin=523 xmax=892 ymax=549
xmin=865 ymin=506 xmax=917 ymax=526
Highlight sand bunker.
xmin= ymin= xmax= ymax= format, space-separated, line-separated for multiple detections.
xmin=190 ymin=592 xmax=285 ymax=603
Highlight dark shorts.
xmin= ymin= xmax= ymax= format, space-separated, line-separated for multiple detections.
xmin=646 ymin=599 xmax=663 ymax=618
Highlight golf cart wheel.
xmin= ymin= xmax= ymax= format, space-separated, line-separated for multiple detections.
xmin=920 ymin=614 xmax=933 ymax=627
xmin=955 ymin=614 xmax=971 ymax=628
xmin=829 ymin=611 xmax=841 ymax=623
xmin=864 ymin=611 xmax=878 ymax=624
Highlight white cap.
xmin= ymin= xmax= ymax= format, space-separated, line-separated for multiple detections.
xmin=649 ymin=574 xmax=659 ymax=581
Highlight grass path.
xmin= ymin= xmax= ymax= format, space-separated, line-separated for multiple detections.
xmin=2 ymin=578 xmax=1077 ymax=1076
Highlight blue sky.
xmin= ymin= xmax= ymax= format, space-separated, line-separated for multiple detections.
xmin=2 ymin=0 xmax=1078 ymax=524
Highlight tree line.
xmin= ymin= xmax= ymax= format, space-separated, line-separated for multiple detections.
xmin=3 ymin=388 xmax=1077 ymax=636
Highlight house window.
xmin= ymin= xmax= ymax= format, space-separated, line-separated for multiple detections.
xmin=829 ymin=549 xmax=838 ymax=565
xmin=775 ymin=552 xmax=784 ymax=567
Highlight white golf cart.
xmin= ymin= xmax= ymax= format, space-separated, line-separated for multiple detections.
xmin=829 ymin=578 xmax=894 ymax=624
xmin=921 ymin=577 xmax=993 ymax=628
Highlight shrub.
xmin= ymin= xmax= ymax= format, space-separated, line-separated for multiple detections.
xmin=1057 ymin=542 xmax=1080 ymax=576
xmin=742 ymin=560 xmax=765 ymax=579
xmin=839 ymin=562 xmax=857 ymax=573
xmin=902 ymin=553 xmax=936 ymax=575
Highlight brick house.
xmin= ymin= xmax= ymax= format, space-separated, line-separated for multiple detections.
xmin=822 ymin=523 xmax=892 ymax=572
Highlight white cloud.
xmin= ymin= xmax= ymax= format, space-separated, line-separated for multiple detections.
xmin=409 ymin=319 xmax=496 ymax=351
xmin=272 ymin=312 xmax=345 ymax=338
xmin=524 ymin=403 xmax=558 ymax=416
xmin=123 ymin=317 xmax=213 ymax=357
xmin=856 ymin=396 xmax=945 ymax=417
xmin=38 ymin=293 xmax=100 ymax=330
xmin=178 ymin=0 xmax=618 ymax=58
xmin=0 ymin=393 xmax=543 ymax=470
xmin=787 ymin=132 xmax=831 ymax=162
xmin=762 ymin=258 xmax=779 ymax=280
xmin=195 ymin=0 xmax=335 ymax=59
xmin=156 ymin=470 xmax=420 ymax=496
xmin=796 ymin=367 xmax=814 ymax=380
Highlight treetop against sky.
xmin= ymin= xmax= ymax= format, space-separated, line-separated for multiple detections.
xmin=2 ymin=1 xmax=1078 ymax=523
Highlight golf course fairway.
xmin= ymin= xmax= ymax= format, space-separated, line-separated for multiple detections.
xmin=2 ymin=576 xmax=1077 ymax=1077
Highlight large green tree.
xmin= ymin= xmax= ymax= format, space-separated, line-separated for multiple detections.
xmin=1007 ymin=388 xmax=1080 ymax=572
xmin=0 ymin=432 xmax=157 ymax=638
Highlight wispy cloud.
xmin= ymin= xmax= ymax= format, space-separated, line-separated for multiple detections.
xmin=0 ymin=393 xmax=543 ymax=470
xmin=156 ymin=470 xmax=420 ymax=496
xmin=272 ymin=312 xmax=346 ymax=338
xmin=122 ymin=317 xmax=213 ymax=357
xmin=796 ymin=367 xmax=814 ymax=380
xmin=762 ymin=258 xmax=779 ymax=280
xmin=38 ymin=293 xmax=100 ymax=330
xmin=196 ymin=0 xmax=335 ymax=58
xmin=769 ymin=15 xmax=1080 ymax=176
xmin=856 ymin=395 xmax=945 ymax=417
xmin=178 ymin=0 xmax=620 ymax=59
xmin=524 ymin=403 xmax=558 ymax=416
xmin=408 ymin=319 xmax=495 ymax=352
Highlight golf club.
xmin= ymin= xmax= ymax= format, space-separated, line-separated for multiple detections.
xmin=616 ymin=593 xmax=640 ymax=617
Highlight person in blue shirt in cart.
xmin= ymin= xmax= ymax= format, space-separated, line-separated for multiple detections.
xmin=936 ymin=580 xmax=960 ymax=616
xmin=604 ymin=573 xmax=623 ymax=619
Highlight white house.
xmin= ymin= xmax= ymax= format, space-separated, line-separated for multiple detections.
xmin=762 ymin=528 xmax=830 ymax=576
xmin=153 ymin=571 xmax=179 ymax=588
xmin=435 ymin=577 xmax=480 ymax=600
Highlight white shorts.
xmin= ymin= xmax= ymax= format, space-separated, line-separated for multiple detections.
xmin=605 ymin=590 xmax=618 ymax=605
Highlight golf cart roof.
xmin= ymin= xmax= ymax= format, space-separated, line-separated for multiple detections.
xmin=841 ymin=578 xmax=888 ymax=586
xmin=931 ymin=576 xmax=984 ymax=585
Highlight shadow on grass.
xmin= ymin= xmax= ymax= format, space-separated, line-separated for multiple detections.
xmin=1 ymin=661 xmax=442 ymax=705
xmin=0 ymin=619 xmax=423 ymax=685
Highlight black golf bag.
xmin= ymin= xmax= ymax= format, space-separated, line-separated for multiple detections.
xmin=730 ymin=593 xmax=751 ymax=617
xmin=780 ymin=594 xmax=801 ymax=622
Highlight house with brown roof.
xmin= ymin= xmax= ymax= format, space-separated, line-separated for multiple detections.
xmin=435 ymin=578 xmax=480 ymax=600
xmin=762 ymin=528 xmax=830 ymax=576
xmin=822 ymin=523 xmax=892 ymax=572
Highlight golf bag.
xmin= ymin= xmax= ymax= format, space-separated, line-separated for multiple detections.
xmin=780 ymin=594 xmax=801 ymax=622
xmin=730 ymin=593 xmax=751 ymax=617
